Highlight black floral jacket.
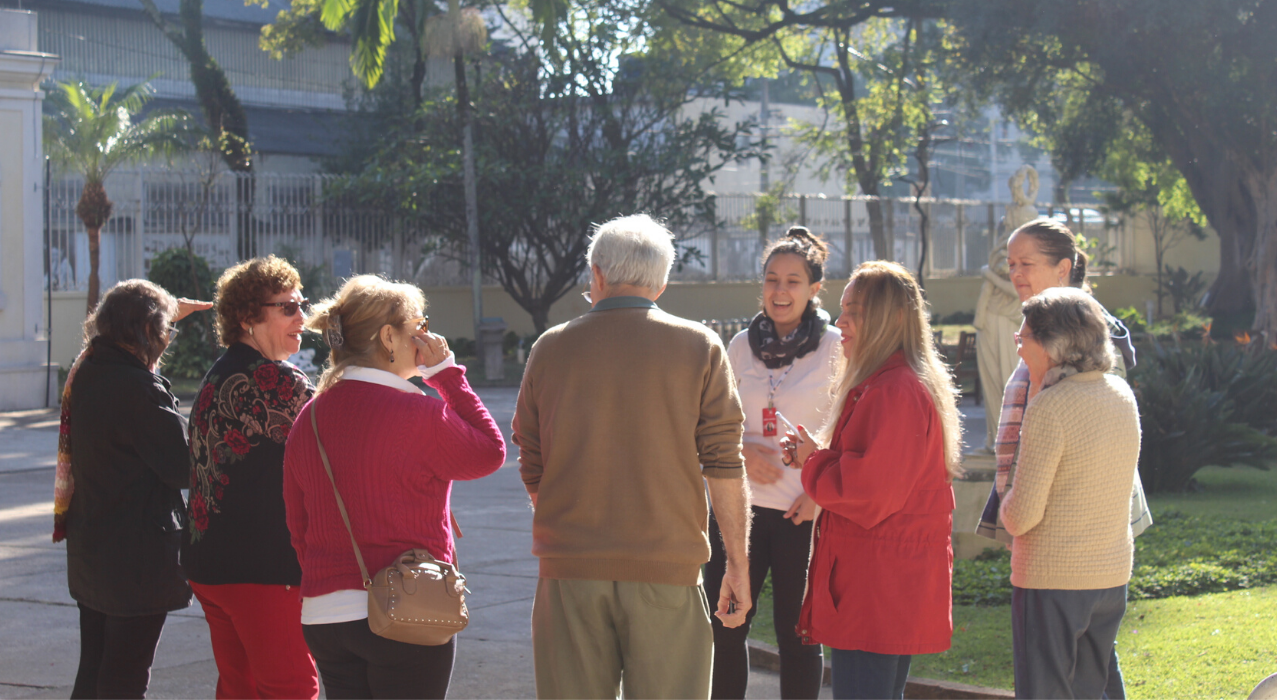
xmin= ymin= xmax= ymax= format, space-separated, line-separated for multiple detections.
xmin=181 ymin=342 xmax=314 ymax=585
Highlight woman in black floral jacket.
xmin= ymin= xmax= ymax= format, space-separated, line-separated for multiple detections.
xmin=182 ymin=256 xmax=319 ymax=699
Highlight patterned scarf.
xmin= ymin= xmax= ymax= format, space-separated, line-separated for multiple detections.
xmin=747 ymin=305 xmax=830 ymax=369
xmin=975 ymin=362 xmax=1030 ymax=544
xmin=53 ymin=347 xmax=91 ymax=543
xmin=976 ymin=360 xmax=1151 ymax=543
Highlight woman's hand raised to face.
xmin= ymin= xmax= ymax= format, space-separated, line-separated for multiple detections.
xmin=173 ymin=298 xmax=214 ymax=323
xmin=413 ymin=332 xmax=451 ymax=368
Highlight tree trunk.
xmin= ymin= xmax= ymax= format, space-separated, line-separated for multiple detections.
xmin=456 ymin=53 xmax=482 ymax=342
xmin=1246 ymin=171 xmax=1277 ymax=345
xmin=86 ymin=226 xmax=101 ymax=315
xmin=411 ymin=54 xmax=427 ymax=109
xmin=75 ymin=180 xmax=112 ymax=313
xmin=530 ymin=304 xmax=550 ymax=336
xmin=865 ymin=198 xmax=888 ymax=261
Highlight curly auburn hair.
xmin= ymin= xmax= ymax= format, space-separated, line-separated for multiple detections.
xmin=214 ymin=256 xmax=302 ymax=347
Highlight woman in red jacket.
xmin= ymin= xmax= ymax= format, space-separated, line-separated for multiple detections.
xmin=283 ymin=275 xmax=506 ymax=700
xmin=783 ymin=261 xmax=962 ymax=700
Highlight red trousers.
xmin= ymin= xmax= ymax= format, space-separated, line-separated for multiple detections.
xmin=191 ymin=581 xmax=319 ymax=700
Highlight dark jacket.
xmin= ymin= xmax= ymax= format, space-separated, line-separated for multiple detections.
xmin=65 ymin=341 xmax=193 ymax=616
xmin=181 ymin=342 xmax=313 ymax=585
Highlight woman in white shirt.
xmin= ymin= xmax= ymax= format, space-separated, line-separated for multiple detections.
xmin=703 ymin=227 xmax=841 ymax=699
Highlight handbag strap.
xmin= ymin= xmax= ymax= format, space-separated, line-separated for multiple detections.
xmin=310 ymin=404 xmax=373 ymax=589
xmin=309 ymin=402 xmax=465 ymax=583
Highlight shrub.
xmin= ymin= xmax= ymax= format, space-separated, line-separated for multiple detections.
xmin=950 ymin=512 xmax=1277 ymax=606
xmin=1131 ymin=339 xmax=1277 ymax=493
xmin=953 ymin=547 xmax=1012 ymax=606
xmin=1113 ymin=306 xmax=1147 ymax=334
xmin=148 ymin=248 xmax=221 ymax=379
xmin=1128 ymin=511 xmax=1277 ymax=599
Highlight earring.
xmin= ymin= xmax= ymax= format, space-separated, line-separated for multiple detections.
xmin=389 ymin=349 xmax=396 ymax=364
xmin=249 ymin=327 xmax=254 ymax=337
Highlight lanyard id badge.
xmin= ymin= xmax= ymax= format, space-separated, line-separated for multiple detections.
xmin=762 ymin=406 xmax=778 ymax=436
xmin=762 ymin=364 xmax=794 ymax=437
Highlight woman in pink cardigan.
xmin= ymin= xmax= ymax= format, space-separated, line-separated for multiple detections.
xmin=283 ymin=275 xmax=506 ymax=700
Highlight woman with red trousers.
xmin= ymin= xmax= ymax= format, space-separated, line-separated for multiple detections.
xmin=783 ymin=261 xmax=963 ymax=700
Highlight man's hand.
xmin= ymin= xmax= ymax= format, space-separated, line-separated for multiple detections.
xmin=705 ymin=475 xmax=751 ymax=628
xmin=715 ymin=560 xmax=750 ymax=628
xmin=743 ymin=443 xmax=784 ymax=485
xmin=783 ymin=493 xmax=817 ymax=525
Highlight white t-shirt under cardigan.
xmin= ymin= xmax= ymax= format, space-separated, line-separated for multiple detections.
xmin=727 ymin=327 xmax=842 ymax=512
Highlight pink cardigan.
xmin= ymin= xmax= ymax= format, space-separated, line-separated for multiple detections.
xmin=282 ymin=366 xmax=505 ymax=598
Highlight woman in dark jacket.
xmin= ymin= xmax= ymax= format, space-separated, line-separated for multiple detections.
xmin=181 ymin=256 xmax=319 ymax=699
xmin=57 ymin=279 xmax=210 ymax=699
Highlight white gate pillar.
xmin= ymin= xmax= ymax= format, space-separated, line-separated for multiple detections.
xmin=0 ymin=9 xmax=58 ymax=409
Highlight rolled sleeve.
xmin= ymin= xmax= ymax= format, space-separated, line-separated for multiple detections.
xmin=697 ymin=339 xmax=745 ymax=479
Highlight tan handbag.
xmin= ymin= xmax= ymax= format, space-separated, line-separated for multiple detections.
xmin=310 ymin=406 xmax=470 ymax=646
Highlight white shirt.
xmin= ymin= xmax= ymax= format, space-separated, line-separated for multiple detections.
xmin=299 ymin=356 xmax=455 ymax=625
xmin=727 ymin=327 xmax=842 ymax=512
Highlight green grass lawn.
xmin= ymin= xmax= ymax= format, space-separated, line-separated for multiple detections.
xmin=749 ymin=465 xmax=1277 ymax=695
xmin=1149 ymin=465 xmax=1277 ymax=521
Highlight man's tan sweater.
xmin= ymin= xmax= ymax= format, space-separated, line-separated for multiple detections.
xmin=513 ymin=297 xmax=745 ymax=586
xmin=1000 ymin=371 xmax=1142 ymax=590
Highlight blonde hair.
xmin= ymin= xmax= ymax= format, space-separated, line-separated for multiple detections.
xmin=304 ymin=275 xmax=426 ymax=393
xmin=818 ymin=261 xmax=964 ymax=479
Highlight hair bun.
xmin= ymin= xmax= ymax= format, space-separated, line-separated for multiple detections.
xmin=784 ymin=226 xmax=829 ymax=264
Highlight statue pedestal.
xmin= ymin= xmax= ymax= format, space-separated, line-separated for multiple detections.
xmin=952 ymin=451 xmax=1005 ymax=560
xmin=0 ymin=10 xmax=58 ymax=410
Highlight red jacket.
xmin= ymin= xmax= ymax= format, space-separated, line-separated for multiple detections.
xmin=797 ymin=352 xmax=954 ymax=655
xmin=283 ymin=367 xmax=506 ymax=598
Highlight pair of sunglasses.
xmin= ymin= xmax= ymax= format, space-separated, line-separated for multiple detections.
xmin=409 ymin=316 xmax=430 ymax=333
xmin=262 ymin=299 xmax=311 ymax=317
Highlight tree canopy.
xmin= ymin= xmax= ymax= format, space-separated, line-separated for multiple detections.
xmin=946 ymin=0 xmax=1277 ymax=337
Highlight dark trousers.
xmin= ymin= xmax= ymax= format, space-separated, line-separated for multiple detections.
xmin=1012 ymin=585 xmax=1127 ymax=699
xmin=704 ymin=506 xmax=823 ymax=699
xmin=829 ymin=649 xmax=911 ymax=700
xmin=302 ymin=619 xmax=455 ymax=700
xmin=72 ymin=603 xmax=168 ymax=699
xmin=1105 ymin=647 xmax=1126 ymax=699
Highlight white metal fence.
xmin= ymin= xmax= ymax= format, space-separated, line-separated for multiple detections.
xmin=47 ymin=170 xmax=1124 ymax=292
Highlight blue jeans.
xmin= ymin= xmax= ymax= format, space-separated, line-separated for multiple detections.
xmin=830 ymin=649 xmax=911 ymax=699
xmin=1012 ymin=585 xmax=1127 ymax=699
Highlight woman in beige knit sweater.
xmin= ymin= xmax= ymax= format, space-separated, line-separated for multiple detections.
xmin=1000 ymin=287 xmax=1141 ymax=699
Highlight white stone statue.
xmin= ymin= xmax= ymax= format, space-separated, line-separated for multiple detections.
xmin=971 ymin=166 xmax=1039 ymax=452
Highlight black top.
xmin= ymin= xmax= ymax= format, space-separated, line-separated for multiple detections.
xmin=181 ymin=342 xmax=314 ymax=585
xmin=66 ymin=341 xmax=192 ymax=616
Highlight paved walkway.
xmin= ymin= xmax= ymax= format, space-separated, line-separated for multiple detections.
xmin=0 ymin=389 xmax=843 ymax=699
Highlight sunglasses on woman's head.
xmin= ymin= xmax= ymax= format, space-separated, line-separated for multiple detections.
xmin=262 ymin=299 xmax=311 ymax=317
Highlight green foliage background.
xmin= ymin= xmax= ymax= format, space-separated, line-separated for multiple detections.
xmin=148 ymin=248 xmax=222 ymax=379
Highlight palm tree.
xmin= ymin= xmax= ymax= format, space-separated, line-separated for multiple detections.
xmin=44 ymin=79 xmax=193 ymax=314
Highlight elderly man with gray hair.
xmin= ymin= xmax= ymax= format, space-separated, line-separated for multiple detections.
xmin=514 ymin=214 xmax=752 ymax=699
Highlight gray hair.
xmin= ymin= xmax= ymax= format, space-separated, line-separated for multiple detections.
xmin=587 ymin=214 xmax=675 ymax=292
xmin=1022 ymin=287 xmax=1114 ymax=374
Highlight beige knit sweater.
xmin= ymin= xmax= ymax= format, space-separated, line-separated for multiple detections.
xmin=1000 ymin=371 xmax=1142 ymax=590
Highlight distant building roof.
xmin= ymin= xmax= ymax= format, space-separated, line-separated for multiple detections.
xmin=151 ymin=98 xmax=346 ymax=158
